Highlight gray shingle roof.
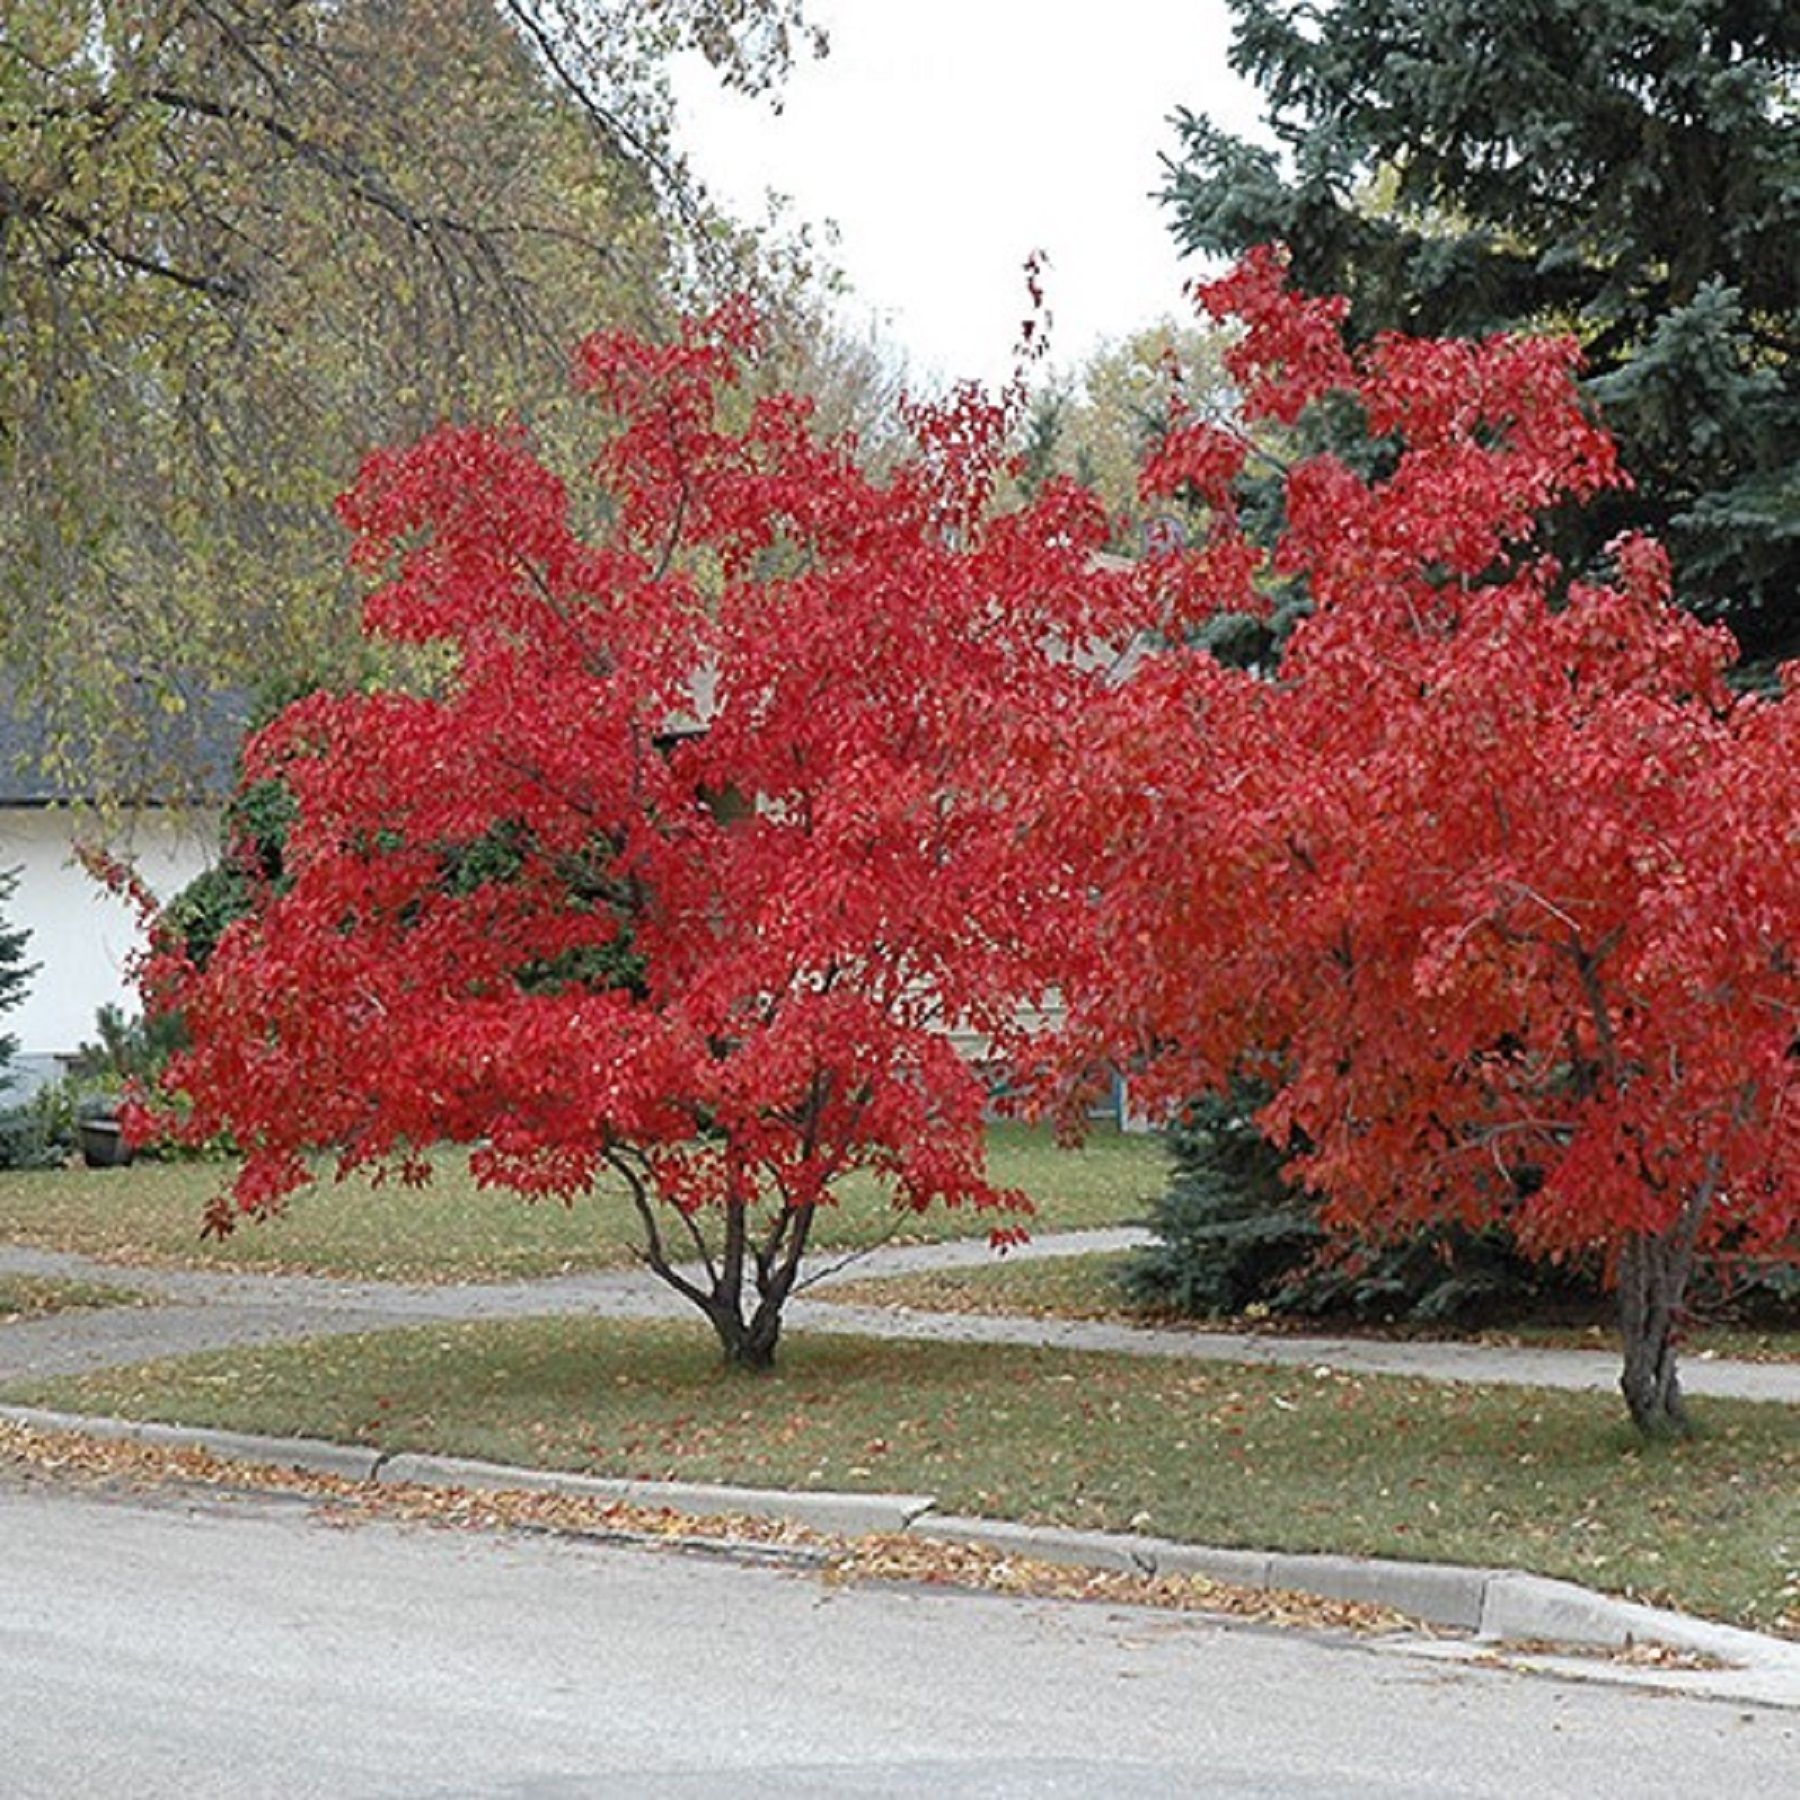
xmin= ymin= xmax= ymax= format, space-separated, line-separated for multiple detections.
xmin=0 ymin=680 xmax=251 ymax=805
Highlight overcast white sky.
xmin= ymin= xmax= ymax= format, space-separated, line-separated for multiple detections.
xmin=673 ymin=2 xmax=1266 ymax=391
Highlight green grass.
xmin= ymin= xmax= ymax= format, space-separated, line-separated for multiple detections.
xmin=1471 ymin=1321 xmax=1800 ymax=1365
xmin=0 ymin=1125 xmax=1164 ymax=1283
xmin=11 ymin=1316 xmax=1795 ymax=1635
xmin=830 ymin=1251 xmax=1141 ymax=1320
xmin=0 ymin=1273 xmax=144 ymax=1321
xmin=831 ymin=1252 xmax=1800 ymax=1363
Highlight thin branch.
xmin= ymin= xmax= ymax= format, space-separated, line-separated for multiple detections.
xmin=145 ymin=85 xmax=477 ymax=244
xmin=1499 ymin=879 xmax=1583 ymax=935
xmin=493 ymin=0 xmax=693 ymax=213
xmin=749 ymin=1196 xmax=816 ymax=1332
xmin=1570 ymin=938 xmax=1624 ymax=1089
xmin=604 ymin=1144 xmax=712 ymax=1310
xmin=1672 ymin=1083 xmax=1759 ymax=1262
xmin=790 ymin=1207 xmax=916 ymax=1293
xmin=652 ymin=457 xmax=693 ymax=583
xmin=753 ymin=1200 xmax=797 ymax=1289
xmin=669 ymin=1198 xmax=719 ymax=1290
xmin=14 ymin=197 xmax=251 ymax=300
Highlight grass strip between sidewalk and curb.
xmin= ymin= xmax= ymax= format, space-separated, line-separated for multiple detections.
xmin=0 ymin=1273 xmax=147 ymax=1324
xmin=826 ymin=1251 xmax=1800 ymax=1365
xmin=0 ymin=1125 xmax=1164 ymax=1283
xmin=7 ymin=1314 xmax=1796 ymax=1638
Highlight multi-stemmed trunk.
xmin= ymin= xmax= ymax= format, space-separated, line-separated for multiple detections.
xmin=692 ymin=1195 xmax=818 ymax=1372
xmin=1613 ymin=1157 xmax=1724 ymax=1436
xmin=1616 ymin=1229 xmax=1694 ymax=1437
xmin=610 ymin=1149 xmax=817 ymax=1371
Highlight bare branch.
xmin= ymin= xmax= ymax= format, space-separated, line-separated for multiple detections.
xmin=604 ymin=1144 xmax=713 ymax=1310
xmin=493 ymin=0 xmax=692 ymax=212
xmin=790 ymin=1206 xmax=915 ymax=1292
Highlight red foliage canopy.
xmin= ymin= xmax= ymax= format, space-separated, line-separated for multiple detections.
xmin=129 ymin=252 xmax=1796 ymax=1405
xmin=138 ymin=306 xmax=1137 ymax=1323
xmin=1065 ymin=247 xmax=1799 ymax=1295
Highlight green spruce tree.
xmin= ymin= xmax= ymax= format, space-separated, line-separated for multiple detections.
xmin=0 ymin=867 xmax=35 ymax=1086
xmin=1122 ymin=1082 xmax=1323 ymax=1316
xmin=1162 ymin=0 xmax=1800 ymax=665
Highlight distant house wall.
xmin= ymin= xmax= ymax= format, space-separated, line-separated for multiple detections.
xmin=0 ymin=807 xmax=218 ymax=1074
xmin=0 ymin=680 xmax=247 ymax=1090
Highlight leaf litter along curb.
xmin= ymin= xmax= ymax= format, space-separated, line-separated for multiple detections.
xmin=1476 ymin=1638 xmax=1733 ymax=1676
xmin=0 ymin=1418 xmax=1410 ymax=1637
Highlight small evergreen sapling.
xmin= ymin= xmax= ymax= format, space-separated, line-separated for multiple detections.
xmin=1122 ymin=1084 xmax=1322 ymax=1317
xmin=0 ymin=868 xmax=33 ymax=1084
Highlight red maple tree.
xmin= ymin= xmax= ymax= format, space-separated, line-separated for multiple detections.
xmin=130 ymin=256 xmax=1794 ymax=1423
xmin=1061 ymin=248 xmax=1799 ymax=1432
xmin=135 ymin=303 xmax=1133 ymax=1367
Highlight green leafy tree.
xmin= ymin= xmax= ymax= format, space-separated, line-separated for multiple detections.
xmin=1161 ymin=0 xmax=1800 ymax=664
xmin=0 ymin=866 xmax=54 ymax=1168
xmin=1 ymin=0 xmax=824 ymax=799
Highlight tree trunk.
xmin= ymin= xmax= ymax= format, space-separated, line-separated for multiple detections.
xmin=708 ymin=1303 xmax=783 ymax=1372
xmin=610 ymin=1150 xmax=814 ymax=1372
xmin=698 ymin=1200 xmax=815 ymax=1373
xmin=1616 ymin=1231 xmax=1694 ymax=1436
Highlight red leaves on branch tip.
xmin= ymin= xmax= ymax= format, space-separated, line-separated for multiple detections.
xmin=1193 ymin=243 xmax=1355 ymax=424
xmin=1137 ymin=422 xmax=1248 ymax=508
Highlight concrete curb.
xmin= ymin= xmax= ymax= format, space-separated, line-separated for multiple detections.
xmin=6 ymin=1403 xmax=1797 ymax=1696
xmin=892 ymin=1511 xmax=1800 ymax=1674
xmin=1 ymin=1406 xmax=932 ymax=1539
xmin=5 ymin=1405 xmax=385 ymax=1482
xmin=376 ymin=1449 xmax=937 ymax=1537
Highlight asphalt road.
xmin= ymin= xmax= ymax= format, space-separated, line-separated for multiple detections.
xmin=3 ymin=1481 xmax=1793 ymax=1798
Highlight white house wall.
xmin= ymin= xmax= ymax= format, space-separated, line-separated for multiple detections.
xmin=1 ymin=807 xmax=218 ymax=1067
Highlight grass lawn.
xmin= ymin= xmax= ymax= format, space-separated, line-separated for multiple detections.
xmin=10 ymin=1316 xmax=1795 ymax=1636
xmin=830 ymin=1251 xmax=1800 ymax=1364
xmin=0 ymin=1273 xmax=144 ymax=1322
xmin=0 ymin=1125 xmax=1165 ymax=1283
xmin=830 ymin=1251 xmax=1142 ymax=1321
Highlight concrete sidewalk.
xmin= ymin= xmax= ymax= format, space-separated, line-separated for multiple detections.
xmin=3 ymin=1229 xmax=1797 ymax=1403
